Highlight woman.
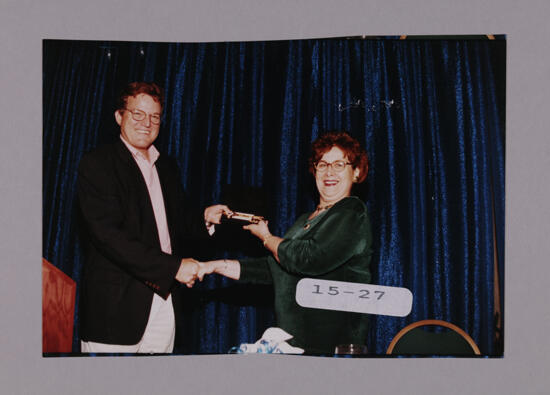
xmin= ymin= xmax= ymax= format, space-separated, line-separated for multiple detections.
xmin=199 ymin=131 xmax=372 ymax=354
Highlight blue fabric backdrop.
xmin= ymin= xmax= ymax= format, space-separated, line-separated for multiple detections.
xmin=42 ymin=37 xmax=505 ymax=355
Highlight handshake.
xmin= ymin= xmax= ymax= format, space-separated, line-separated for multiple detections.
xmin=171 ymin=204 xmax=267 ymax=287
xmin=175 ymin=258 xmax=232 ymax=288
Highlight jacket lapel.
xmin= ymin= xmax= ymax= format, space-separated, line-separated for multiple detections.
xmin=114 ymin=139 xmax=162 ymax=249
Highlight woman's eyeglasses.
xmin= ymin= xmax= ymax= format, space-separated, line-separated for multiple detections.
xmin=315 ymin=160 xmax=352 ymax=172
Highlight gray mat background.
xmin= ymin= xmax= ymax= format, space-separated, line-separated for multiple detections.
xmin=1 ymin=0 xmax=548 ymax=394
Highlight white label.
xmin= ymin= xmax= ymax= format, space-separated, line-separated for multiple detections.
xmin=295 ymin=278 xmax=413 ymax=317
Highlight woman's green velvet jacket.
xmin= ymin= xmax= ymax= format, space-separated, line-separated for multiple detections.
xmin=239 ymin=196 xmax=372 ymax=354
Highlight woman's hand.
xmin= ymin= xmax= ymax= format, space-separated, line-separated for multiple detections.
xmin=197 ymin=260 xmax=220 ymax=281
xmin=243 ymin=220 xmax=282 ymax=262
xmin=197 ymin=259 xmax=241 ymax=281
xmin=243 ymin=220 xmax=271 ymax=241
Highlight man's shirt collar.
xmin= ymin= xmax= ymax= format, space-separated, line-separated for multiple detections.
xmin=120 ymin=134 xmax=160 ymax=164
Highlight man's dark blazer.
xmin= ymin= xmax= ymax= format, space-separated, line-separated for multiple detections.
xmin=77 ymin=139 xmax=208 ymax=345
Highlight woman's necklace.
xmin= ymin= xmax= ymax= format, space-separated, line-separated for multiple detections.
xmin=316 ymin=203 xmax=334 ymax=211
xmin=304 ymin=203 xmax=334 ymax=229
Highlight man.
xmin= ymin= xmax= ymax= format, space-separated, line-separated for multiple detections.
xmin=77 ymin=82 xmax=228 ymax=353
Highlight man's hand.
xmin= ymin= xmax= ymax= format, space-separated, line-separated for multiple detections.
xmin=204 ymin=204 xmax=232 ymax=225
xmin=175 ymin=258 xmax=199 ymax=288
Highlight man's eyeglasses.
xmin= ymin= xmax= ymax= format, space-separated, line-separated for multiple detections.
xmin=315 ymin=160 xmax=352 ymax=172
xmin=123 ymin=108 xmax=161 ymax=125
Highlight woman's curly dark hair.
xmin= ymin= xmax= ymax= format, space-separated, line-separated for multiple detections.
xmin=308 ymin=131 xmax=369 ymax=183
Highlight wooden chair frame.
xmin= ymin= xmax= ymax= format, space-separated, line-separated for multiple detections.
xmin=386 ymin=319 xmax=481 ymax=355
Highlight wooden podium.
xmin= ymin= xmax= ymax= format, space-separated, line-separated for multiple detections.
xmin=42 ymin=258 xmax=76 ymax=353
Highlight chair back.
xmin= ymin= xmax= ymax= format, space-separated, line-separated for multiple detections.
xmin=42 ymin=258 xmax=76 ymax=353
xmin=386 ymin=319 xmax=481 ymax=355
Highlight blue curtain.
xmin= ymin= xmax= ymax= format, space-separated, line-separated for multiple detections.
xmin=43 ymin=38 xmax=505 ymax=355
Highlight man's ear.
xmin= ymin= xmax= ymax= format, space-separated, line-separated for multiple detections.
xmin=114 ymin=110 xmax=122 ymax=126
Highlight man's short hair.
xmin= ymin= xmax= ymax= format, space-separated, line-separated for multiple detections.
xmin=115 ymin=82 xmax=164 ymax=111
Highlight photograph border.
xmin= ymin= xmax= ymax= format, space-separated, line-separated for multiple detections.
xmin=2 ymin=0 xmax=549 ymax=393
